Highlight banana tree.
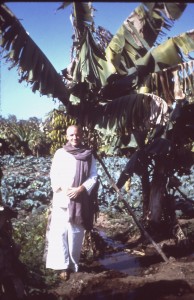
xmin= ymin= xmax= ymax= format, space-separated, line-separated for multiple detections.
xmin=1 ymin=3 xmax=193 ymax=144
xmin=1 ymin=2 xmax=194 ymax=239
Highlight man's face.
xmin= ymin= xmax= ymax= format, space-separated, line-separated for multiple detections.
xmin=66 ymin=126 xmax=83 ymax=147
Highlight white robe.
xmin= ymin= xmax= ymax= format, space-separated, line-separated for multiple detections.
xmin=46 ymin=148 xmax=97 ymax=272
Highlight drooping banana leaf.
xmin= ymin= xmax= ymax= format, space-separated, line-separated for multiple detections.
xmin=173 ymin=31 xmax=194 ymax=57
xmin=144 ymin=2 xmax=187 ymax=21
xmin=140 ymin=31 xmax=194 ymax=72
xmin=65 ymin=2 xmax=114 ymax=104
xmin=0 ymin=3 xmax=69 ymax=104
xmin=69 ymin=27 xmax=114 ymax=104
xmin=105 ymin=2 xmax=187 ymax=75
xmin=102 ymin=30 xmax=194 ymax=102
xmin=72 ymin=2 xmax=94 ymax=37
xmin=96 ymin=93 xmax=168 ymax=134
xmin=139 ymin=58 xmax=194 ymax=104
xmin=82 ymin=92 xmax=168 ymax=155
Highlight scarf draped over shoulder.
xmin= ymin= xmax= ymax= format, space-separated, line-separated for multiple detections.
xmin=63 ymin=142 xmax=93 ymax=230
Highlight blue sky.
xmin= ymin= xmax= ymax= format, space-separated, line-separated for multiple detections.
xmin=1 ymin=2 xmax=194 ymax=120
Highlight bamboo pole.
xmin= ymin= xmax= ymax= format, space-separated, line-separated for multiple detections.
xmin=95 ymin=153 xmax=169 ymax=263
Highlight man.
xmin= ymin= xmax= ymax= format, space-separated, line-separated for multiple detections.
xmin=45 ymin=125 xmax=97 ymax=280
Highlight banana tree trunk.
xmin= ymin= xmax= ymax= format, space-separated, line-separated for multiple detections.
xmin=147 ymin=158 xmax=167 ymax=224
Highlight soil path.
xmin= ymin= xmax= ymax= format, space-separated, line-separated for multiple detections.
xmin=45 ymin=215 xmax=194 ymax=300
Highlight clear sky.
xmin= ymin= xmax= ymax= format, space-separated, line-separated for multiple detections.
xmin=1 ymin=2 xmax=194 ymax=120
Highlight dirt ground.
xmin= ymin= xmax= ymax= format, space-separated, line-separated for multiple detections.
xmin=36 ymin=213 xmax=194 ymax=300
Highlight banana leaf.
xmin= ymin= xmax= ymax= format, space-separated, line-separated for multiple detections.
xmin=96 ymin=93 xmax=168 ymax=134
xmin=173 ymin=31 xmax=194 ymax=56
xmin=0 ymin=3 xmax=69 ymax=103
xmin=105 ymin=2 xmax=187 ymax=75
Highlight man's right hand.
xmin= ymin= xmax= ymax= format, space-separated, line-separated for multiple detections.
xmin=67 ymin=185 xmax=86 ymax=199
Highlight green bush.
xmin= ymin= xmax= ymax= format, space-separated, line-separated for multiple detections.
xmin=12 ymin=209 xmax=58 ymax=286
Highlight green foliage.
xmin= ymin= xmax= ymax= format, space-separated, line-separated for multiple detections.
xmin=12 ymin=212 xmax=47 ymax=271
xmin=11 ymin=209 xmax=58 ymax=286
xmin=0 ymin=109 xmax=120 ymax=156
xmin=0 ymin=115 xmax=50 ymax=156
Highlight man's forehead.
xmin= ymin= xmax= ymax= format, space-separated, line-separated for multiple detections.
xmin=67 ymin=126 xmax=82 ymax=135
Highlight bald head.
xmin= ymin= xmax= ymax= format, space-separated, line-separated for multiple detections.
xmin=66 ymin=125 xmax=83 ymax=147
xmin=66 ymin=125 xmax=82 ymax=135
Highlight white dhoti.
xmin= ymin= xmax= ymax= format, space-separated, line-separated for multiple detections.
xmin=45 ymin=206 xmax=85 ymax=272
xmin=45 ymin=148 xmax=97 ymax=272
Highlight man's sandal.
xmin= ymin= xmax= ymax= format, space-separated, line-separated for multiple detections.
xmin=59 ymin=270 xmax=70 ymax=281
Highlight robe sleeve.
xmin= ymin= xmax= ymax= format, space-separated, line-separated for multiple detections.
xmin=50 ymin=148 xmax=76 ymax=193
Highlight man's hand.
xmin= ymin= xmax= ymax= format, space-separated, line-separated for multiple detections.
xmin=67 ymin=185 xmax=86 ymax=199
